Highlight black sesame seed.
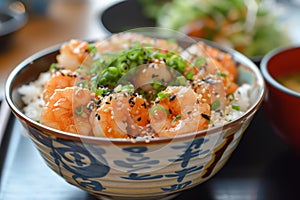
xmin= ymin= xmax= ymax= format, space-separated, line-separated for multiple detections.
xmin=169 ymin=94 xmax=176 ymax=101
xmin=128 ymin=97 xmax=134 ymax=103
xmin=201 ymin=113 xmax=210 ymax=121
xmin=137 ymin=117 xmax=142 ymax=122
xmin=142 ymin=102 xmax=147 ymax=108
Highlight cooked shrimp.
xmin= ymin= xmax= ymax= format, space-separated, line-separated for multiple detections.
xmin=90 ymin=91 xmax=150 ymax=138
xmin=149 ymin=86 xmax=210 ymax=137
xmin=43 ymin=69 xmax=79 ymax=102
xmin=196 ymin=42 xmax=237 ymax=79
xmin=182 ymin=42 xmax=237 ymax=81
xmin=181 ymin=42 xmax=238 ymax=106
xmin=56 ymin=39 xmax=93 ymax=71
xmin=132 ymin=62 xmax=174 ymax=92
xmin=41 ymin=86 xmax=93 ymax=135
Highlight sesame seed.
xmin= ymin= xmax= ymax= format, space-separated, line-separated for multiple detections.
xmin=169 ymin=94 xmax=176 ymax=101
xmin=201 ymin=113 xmax=210 ymax=121
xmin=131 ymin=125 xmax=136 ymax=129
xmin=142 ymin=102 xmax=147 ymax=108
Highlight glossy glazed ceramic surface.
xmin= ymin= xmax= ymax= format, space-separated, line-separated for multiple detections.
xmin=261 ymin=46 xmax=300 ymax=153
xmin=5 ymin=38 xmax=265 ymax=199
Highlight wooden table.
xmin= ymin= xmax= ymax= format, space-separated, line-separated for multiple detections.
xmin=0 ymin=0 xmax=117 ymax=99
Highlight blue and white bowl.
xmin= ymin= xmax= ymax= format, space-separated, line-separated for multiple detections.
xmin=5 ymin=33 xmax=265 ymax=199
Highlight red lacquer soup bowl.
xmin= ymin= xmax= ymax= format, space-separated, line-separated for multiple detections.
xmin=261 ymin=46 xmax=300 ymax=153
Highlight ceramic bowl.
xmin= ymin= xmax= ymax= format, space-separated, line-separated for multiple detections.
xmin=0 ymin=2 xmax=27 ymax=50
xmin=5 ymin=35 xmax=265 ymax=200
xmin=260 ymin=46 xmax=300 ymax=153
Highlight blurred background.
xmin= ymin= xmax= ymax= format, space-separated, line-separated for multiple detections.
xmin=0 ymin=0 xmax=299 ymax=98
xmin=0 ymin=0 xmax=113 ymax=99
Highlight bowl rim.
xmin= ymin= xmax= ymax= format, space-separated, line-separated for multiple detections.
xmin=5 ymin=36 xmax=265 ymax=144
xmin=260 ymin=45 xmax=300 ymax=98
xmin=0 ymin=5 xmax=28 ymax=37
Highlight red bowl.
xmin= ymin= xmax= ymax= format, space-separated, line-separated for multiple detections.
xmin=260 ymin=46 xmax=300 ymax=153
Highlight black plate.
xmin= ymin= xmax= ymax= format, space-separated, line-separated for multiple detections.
xmin=1 ymin=107 xmax=300 ymax=199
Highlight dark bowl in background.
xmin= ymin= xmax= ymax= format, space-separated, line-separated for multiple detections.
xmin=0 ymin=3 xmax=28 ymax=51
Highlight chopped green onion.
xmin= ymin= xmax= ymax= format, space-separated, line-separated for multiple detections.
xmin=114 ymin=84 xmax=134 ymax=93
xmin=211 ymin=100 xmax=220 ymax=110
xmin=194 ymin=57 xmax=206 ymax=66
xmin=87 ymin=44 xmax=97 ymax=54
xmin=185 ymin=71 xmax=194 ymax=80
xmin=127 ymin=50 xmax=140 ymax=60
xmin=227 ymin=93 xmax=235 ymax=101
xmin=176 ymin=76 xmax=186 ymax=86
xmin=49 ymin=63 xmax=60 ymax=71
xmin=75 ymin=105 xmax=84 ymax=116
xmin=151 ymin=79 xmax=165 ymax=92
xmin=216 ymin=72 xmax=227 ymax=77
xmin=172 ymin=114 xmax=182 ymax=122
xmin=232 ymin=105 xmax=240 ymax=111
xmin=157 ymin=92 xmax=171 ymax=100
xmin=107 ymin=66 xmax=118 ymax=76
xmin=118 ymin=62 xmax=129 ymax=74
xmin=150 ymin=105 xmax=169 ymax=117
xmin=93 ymin=87 xmax=110 ymax=96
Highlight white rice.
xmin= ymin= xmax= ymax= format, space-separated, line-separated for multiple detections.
xmin=18 ymin=72 xmax=50 ymax=121
xmin=209 ymin=83 xmax=251 ymax=127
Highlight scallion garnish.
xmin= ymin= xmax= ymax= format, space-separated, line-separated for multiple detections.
xmin=157 ymin=92 xmax=171 ymax=100
xmin=150 ymin=105 xmax=170 ymax=117
xmin=49 ymin=63 xmax=60 ymax=71
xmin=216 ymin=72 xmax=227 ymax=77
xmin=232 ymin=105 xmax=240 ymax=111
xmin=172 ymin=114 xmax=182 ymax=122
xmin=75 ymin=105 xmax=84 ymax=116
xmin=211 ymin=100 xmax=220 ymax=110
xmin=185 ymin=71 xmax=194 ymax=80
